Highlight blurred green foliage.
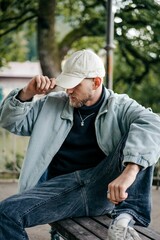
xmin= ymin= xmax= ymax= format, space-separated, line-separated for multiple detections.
xmin=0 ymin=0 xmax=160 ymax=111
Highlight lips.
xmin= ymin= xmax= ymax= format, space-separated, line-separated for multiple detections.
xmin=69 ymin=95 xmax=77 ymax=101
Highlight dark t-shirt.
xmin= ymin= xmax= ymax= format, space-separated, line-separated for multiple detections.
xmin=48 ymin=86 xmax=106 ymax=178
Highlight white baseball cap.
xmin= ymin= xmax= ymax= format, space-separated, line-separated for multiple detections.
xmin=56 ymin=49 xmax=105 ymax=89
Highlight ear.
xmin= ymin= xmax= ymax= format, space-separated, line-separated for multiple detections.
xmin=92 ymin=77 xmax=102 ymax=90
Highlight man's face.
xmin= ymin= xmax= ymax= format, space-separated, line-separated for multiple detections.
xmin=66 ymin=78 xmax=94 ymax=108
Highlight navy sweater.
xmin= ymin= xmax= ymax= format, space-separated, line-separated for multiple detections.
xmin=48 ymin=87 xmax=106 ymax=178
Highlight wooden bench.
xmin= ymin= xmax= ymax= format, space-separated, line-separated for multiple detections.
xmin=50 ymin=215 xmax=160 ymax=240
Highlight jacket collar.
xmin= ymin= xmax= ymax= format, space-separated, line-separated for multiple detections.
xmin=60 ymin=87 xmax=112 ymax=121
xmin=61 ymin=100 xmax=74 ymax=122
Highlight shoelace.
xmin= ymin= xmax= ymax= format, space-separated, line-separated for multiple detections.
xmin=127 ymin=227 xmax=142 ymax=240
xmin=110 ymin=225 xmax=128 ymax=239
xmin=110 ymin=225 xmax=141 ymax=240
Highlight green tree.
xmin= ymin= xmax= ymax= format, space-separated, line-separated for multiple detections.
xmin=113 ymin=1 xmax=160 ymax=111
xmin=0 ymin=0 xmax=160 ymax=110
xmin=114 ymin=0 xmax=160 ymax=84
xmin=0 ymin=0 xmax=38 ymax=65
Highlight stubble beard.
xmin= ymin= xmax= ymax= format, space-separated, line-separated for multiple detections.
xmin=69 ymin=95 xmax=92 ymax=108
xmin=69 ymin=98 xmax=84 ymax=108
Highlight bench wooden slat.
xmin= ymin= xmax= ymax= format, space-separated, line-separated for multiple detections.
xmin=53 ymin=218 xmax=101 ymax=240
xmin=135 ymin=225 xmax=160 ymax=240
xmin=52 ymin=215 xmax=160 ymax=240
xmin=93 ymin=215 xmax=160 ymax=240
xmin=74 ymin=217 xmax=108 ymax=239
xmin=92 ymin=215 xmax=148 ymax=240
xmin=92 ymin=215 xmax=111 ymax=227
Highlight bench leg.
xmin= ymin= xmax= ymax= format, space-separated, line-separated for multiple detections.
xmin=50 ymin=226 xmax=61 ymax=240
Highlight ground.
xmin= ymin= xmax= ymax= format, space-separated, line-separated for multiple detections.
xmin=0 ymin=180 xmax=159 ymax=240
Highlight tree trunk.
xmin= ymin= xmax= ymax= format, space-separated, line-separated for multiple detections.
xmin=37 ymin=0 xmax=61 ymax=77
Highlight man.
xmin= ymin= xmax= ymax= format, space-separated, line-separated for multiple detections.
xmin=0 ymin=49 xmax=160 ymax=240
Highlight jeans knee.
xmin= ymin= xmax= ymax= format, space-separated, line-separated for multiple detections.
xmin=0 ymin=198 xmax=11 ymax=216
xmin=0 ymin=195 xmax=20 ymax=219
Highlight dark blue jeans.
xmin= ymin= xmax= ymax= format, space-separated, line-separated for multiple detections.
xmin=0 ymin=136 xmax=154 ymax=240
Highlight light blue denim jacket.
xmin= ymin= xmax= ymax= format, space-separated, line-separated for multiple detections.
xmin=0 ymin=88 xmax=160 ymax=192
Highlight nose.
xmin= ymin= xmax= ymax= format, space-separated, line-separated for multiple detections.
xmin=66 ymin=88 xmax=74 ymax=94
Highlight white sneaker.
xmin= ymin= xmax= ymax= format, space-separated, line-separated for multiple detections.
xmin=107 ymin=221 xmax=142 ymax=240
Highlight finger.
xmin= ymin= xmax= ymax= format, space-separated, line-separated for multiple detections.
xmin=118 ymin=186 xmax=128 ymax=201
xmin=109 ymin=186 xmax=117 ymax=203
xmin=39 ymin=75 xmax=47 ymax=90
xmin=112 ymin=186 xmax=126 ymax=203
xmin=50 ymin=78 xmax=56 ymax=89
xmin=115 ymin=185 xmax=122 ymax=202
xmin=120 ymin=190 xmax=128 ymax=200
xmin=35 ymin=75 xmax=41 ymax=89
xmin=107 ymin=191 xmax=119 ymax=205
xmin=44 ymin=78 xmax=57 ymax=95
xmin=43 ymin=76 xmax=51 ymax=91
xmin=107 ymin=188 xmax=116 ymax=201
xmin=109 ymin=186 xmax=122 ymax=203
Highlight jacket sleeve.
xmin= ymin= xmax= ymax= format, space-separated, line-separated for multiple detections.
xmin=0 ymin=89 xmax=46 ymax=136
xmin=118 ymin=95 xmax=160 ymax=169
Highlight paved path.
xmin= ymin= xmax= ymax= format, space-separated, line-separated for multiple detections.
xmin=0 ymin=181 xmax=160 ymax=239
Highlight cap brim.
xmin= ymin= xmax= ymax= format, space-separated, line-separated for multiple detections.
xmin=56 ymin=73 xmax=84 ymax=89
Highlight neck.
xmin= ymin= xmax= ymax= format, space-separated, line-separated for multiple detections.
xmin=85 ymin=85 xmax=103 ymax=106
